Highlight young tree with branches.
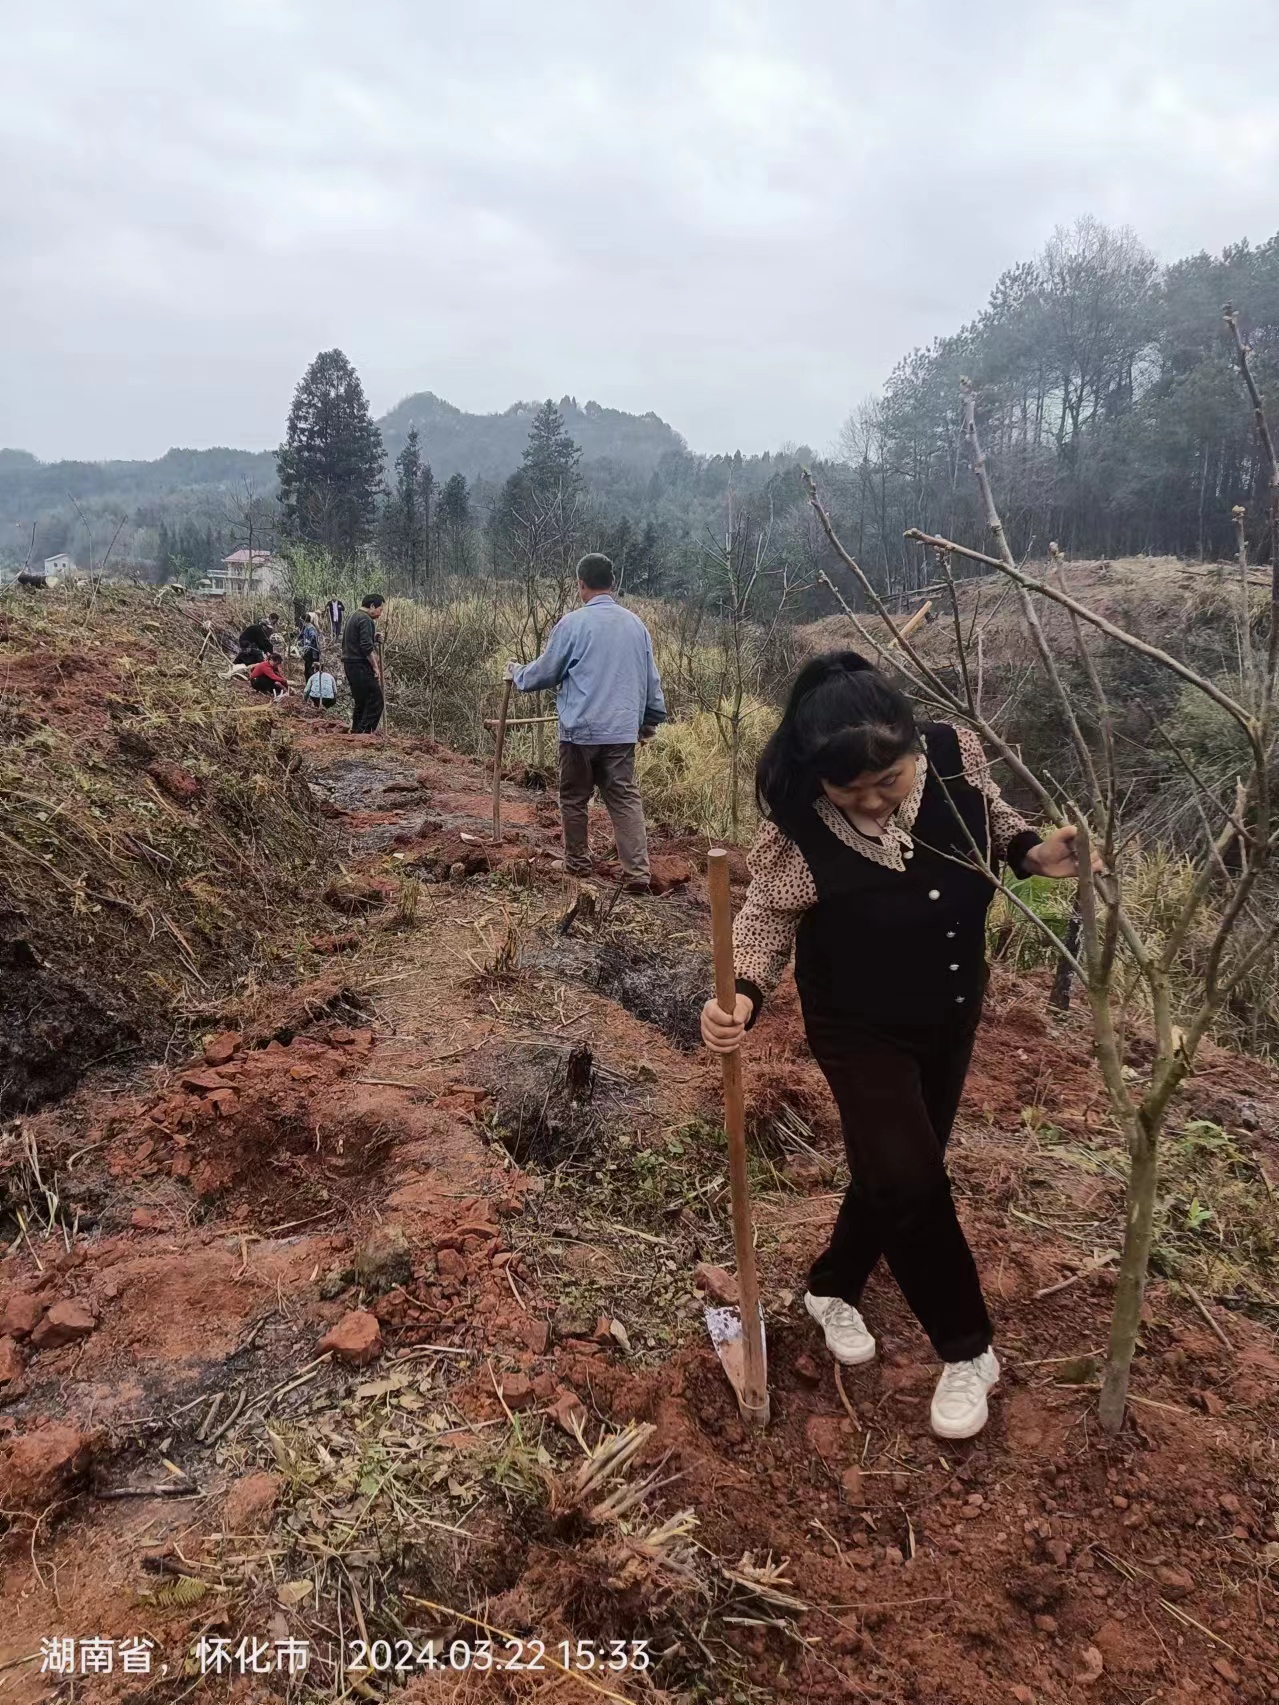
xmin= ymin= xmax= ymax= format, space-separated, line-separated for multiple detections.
xmin=803 ymin=305 xmax=1279 ymax=1431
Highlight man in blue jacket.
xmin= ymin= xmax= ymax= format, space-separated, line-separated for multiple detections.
xmin=507 ymin=554 xmax=665 ymax=893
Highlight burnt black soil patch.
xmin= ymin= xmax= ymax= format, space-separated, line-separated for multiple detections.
xmin=485 ymin=1043 xmax=602 ymax=1169
xmin=0 ymin=936 xmax=138 ymax=1117
xmin=586 ymin=939 xmax=709 ymax=1051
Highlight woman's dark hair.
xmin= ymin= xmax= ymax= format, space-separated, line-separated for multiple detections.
xmin=756 ymin=650 xmax=918 ymax=827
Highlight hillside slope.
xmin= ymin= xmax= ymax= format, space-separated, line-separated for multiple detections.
xmin=1 ymin=599 xmax=1278 ymax=1703
xmin=0 ymin=584 xmax=331 ymax=1111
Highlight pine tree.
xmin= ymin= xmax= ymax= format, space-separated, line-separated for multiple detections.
xmin=436 ymin=473 xmax=472 ymax=575
xmin=277 ymin=349 xmax=384 ymax=562
xmin=387 ymin=426 xmax=430 ymax=592
xmin=520 ymin=399 xmax=582 ymax=499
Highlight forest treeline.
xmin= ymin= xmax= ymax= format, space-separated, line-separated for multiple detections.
xmin=5 ymin=217 xmax=1278 ymax=597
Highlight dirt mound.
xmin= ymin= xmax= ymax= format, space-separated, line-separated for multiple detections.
xmin=0 ymin=584 xmax=334 ymax=1112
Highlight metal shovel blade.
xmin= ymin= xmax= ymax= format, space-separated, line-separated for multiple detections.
xmin=705 ymin=1304 xmax=769 ymax=1422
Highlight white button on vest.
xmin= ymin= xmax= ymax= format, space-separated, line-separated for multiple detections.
xmin=903 ymin=848 xmax=914 ymax=859
xmin=950 ymin=963 xmax=959 ymax=972
xmin=928 ymin=889 xmax=940 ymax=900
xmin=946 ymin=931 xmax=956 ymax=939
xmin=956 ymin=996 xmax=966 ymax=1004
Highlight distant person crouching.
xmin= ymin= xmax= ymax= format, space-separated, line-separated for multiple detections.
xmin=303 ymin=667 xmax=338 ymax=713
xmin=342 ymin=594 xmax=385 ymax=734
xmin=506 ymin=553 xmax=665 ymax=894
xmin=248 ymin=652 xmax=289 ymax=699
xmin=235 ymin=617 xmax=272 ymax=666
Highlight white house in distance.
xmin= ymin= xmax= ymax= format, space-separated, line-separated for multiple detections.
xmin=43 ymin=553 xmax=76 ymax=579
xmin=198 ymin=548 xmax=286 ymax=597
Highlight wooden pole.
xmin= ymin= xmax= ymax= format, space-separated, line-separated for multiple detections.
xmin=375 ymin=632 xmax=389 ymax=735
xmin=894 ymin=600 xmax=932 ymax=644
xmin=492 ymin=678 xmax=514 ymax=845
xmin=707 ymin=848 xmax=769 ymax=1428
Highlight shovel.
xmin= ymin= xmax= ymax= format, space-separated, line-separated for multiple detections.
xmin=705 ymin=848 xmax=770 ymax=1429
xmin=491 ymin=677 xmax=514 ymax=844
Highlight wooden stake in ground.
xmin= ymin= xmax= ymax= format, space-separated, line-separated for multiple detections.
xmin=374 ymin=633 xmax=390 ymax=735
xmin=893 ymin=600 xmax=932 ymax=646
xmin=491 ymin=677 xmax=514 ymax=845
xmin=706 ymin=848 xmax=769 ymax=1428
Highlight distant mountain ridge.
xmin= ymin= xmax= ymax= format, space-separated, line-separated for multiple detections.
xmin=0 ymin=391 xmax=686 ymax=512
xmin=377 ymin=391 xmax=685 ymax=479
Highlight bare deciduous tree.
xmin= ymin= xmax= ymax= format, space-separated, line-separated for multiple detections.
xmin=803 ymin=307 xmax=1279 ymax=1432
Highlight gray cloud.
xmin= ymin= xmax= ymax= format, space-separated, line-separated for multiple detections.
xmin=4 ymin=0 xmax=1278 ymax=460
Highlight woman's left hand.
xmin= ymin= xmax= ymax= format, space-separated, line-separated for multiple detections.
xmin=1024 ymin=827 xmax=1104 ymax=880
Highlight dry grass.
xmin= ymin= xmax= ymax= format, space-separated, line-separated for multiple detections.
xmin=0 ymin=581 xmax=332 ymax=1104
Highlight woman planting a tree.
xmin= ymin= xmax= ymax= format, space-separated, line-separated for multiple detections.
xmin=701 ymin=651 xmax=1091 ymax=1439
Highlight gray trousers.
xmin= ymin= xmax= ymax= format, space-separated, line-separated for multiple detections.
xmin=558 ymin=742 xmax=649 ymax=880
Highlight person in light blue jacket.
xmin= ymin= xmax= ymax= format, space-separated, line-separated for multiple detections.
xmin=507 ymin=553 xmax=666 ymax=892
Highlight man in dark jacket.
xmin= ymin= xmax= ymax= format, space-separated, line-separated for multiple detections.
xmin=298 ymin=616 xmax=323 ymax=682
xmin=342 ymin=594 xmax=385 ymax=734
xmin=235 ymin=617 xmax=272 ymax=665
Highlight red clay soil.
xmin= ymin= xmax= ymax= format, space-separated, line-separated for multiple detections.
xmin=4 ymin=690 xmax=1279 ymax=1703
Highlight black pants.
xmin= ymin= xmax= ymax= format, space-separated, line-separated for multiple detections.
xmin=344 ymin=658 xmax=383 ymax=734
xmin=806 ymin=1011 xmax=992 ymax=1363
xmin=303 ymin=650 xmax=320 ymax=682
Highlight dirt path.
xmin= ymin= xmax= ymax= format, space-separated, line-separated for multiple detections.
xmin=4 ymin=721 xmax=1279 ymax=1703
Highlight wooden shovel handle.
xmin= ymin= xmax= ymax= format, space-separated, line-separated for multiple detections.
xmin=709 ymin=849 xmax=739 ymax=1018
xmin=707 ymin=848 xmax=769 ymax=1427
xmin=492 ymin=677 xmax=514 ymax=844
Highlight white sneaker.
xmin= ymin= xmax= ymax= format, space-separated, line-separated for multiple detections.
xmin=930 ymin=1349 xmax=1000 ymax=1439
xmin=804 ymin=1292 xmax=876 ymax=1366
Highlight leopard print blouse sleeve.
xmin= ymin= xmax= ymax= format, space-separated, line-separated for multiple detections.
xmin=954 ymin=725 xmax=1042 ymax=874
xmin=732 ymin=820 xmax=817 ymax=1021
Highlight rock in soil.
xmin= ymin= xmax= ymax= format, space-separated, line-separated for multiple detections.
xmin=548 ymin=1389 xmax=587 ymax=1435
xmin=223 ymin=1471 xmax=284 ymax=1534
xmin=1156 ymin=1564 xmax=1195 ymax=1601
xmin=318 ymin=1267 xmax=355 ymax=1301
xmin=2 ymin=1293 xmax=46 ymax=1339
xmin=552 ymin=1304 xmax=595 ymax=1341
xmin=181 ymin=1068 xmax=231 ymax=1095
xmin=355 ymin=1224 xmax=412 ymax=1292
xmin=147 ymin=759 xmax=203 ymax=802
xmin=0 ymin=1423 xmax=96 ymax=1508
xmin=0 ymin=1335 xmax=27 ymax=1392
xmin=202 ymin=1031 xmax=241 ymax=1066
xmin=498 ymin=1372 xmax=535 ymax=1411
xmin=318 ymin=1309 xmax=383 ymax=1366
xmin=30 ymin=1299 xmax=96 ymax=1350
xmin=693 ymin=1263 xmax=739 ymax=1306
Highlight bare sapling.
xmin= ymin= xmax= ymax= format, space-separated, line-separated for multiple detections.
xmin=803 ymin=308 xmax=1279 ymax=1431
xmin=698 ymin=487 xmax=801 ymax=839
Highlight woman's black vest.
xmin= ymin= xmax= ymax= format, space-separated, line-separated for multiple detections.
xmin=784 ymin=724 xmax=997 ymax=1029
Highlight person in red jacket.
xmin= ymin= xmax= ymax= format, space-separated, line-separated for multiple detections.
xmin=248 ymin=653 xmax=289 ymax=698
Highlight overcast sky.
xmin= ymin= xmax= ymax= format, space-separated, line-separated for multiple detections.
xmin=5 ymin=0 xmax=1279 ymax=463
